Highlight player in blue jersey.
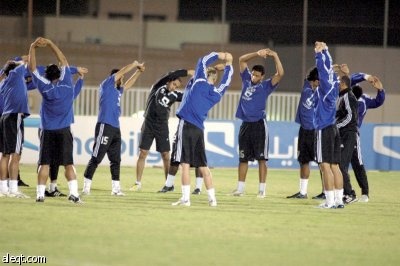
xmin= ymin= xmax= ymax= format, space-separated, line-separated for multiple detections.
xmin=232 ymin=48 xmax=284 ymax=198
xmin=28 ymin=37 xmax=82 ymax=203
xmin=171 ymin=51 xmax=233 ymax=207
xmin=82 ymin=61 xmax=144 ymax=196
xmin=130 ymin=69 xmax=192 ymax=192
xmin=312 ymin=42 xmax=345 ymax=209
xmin=286 ymin=68 xmax=325 ymax=199
xmin=0 ymin=58 xmax=30 ymax=198
xmin=349 ymin=74 xmax=385 ymax=203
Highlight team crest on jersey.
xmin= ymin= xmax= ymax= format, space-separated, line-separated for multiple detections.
xmin=242 ymin=86 xmax=256 ymax=101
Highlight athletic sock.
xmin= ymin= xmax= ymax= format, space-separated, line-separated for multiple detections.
xmin=259 ymin=182 xmax=266 ymax=194
xmin=326 ymin=190 xmax=335 ymax=207
xmin=112 ymin=180 xmax=121 ymax=192
xmin=165 ymin=174 xmax=175 ymax=187
xmin=181 ymin=185 xmax=190 ymax=202
xmin=49 ymin=182 xmax=57 ymax=192
xmin=237 ymin=181 xmax=245 ymax=193
xmin=68 ymin=179 xmax=79 ymax=197
xmin=334 ymin=188 xmax=344 ymax=205
xmin=9 ymin=180 xmax=18 ymax=194
xmin=37 ymin=184 xmax=46 ymax=198
xmin=207 ymin=187 xmax=216 ymax=202
xmin=300 ymin=178 xmax=308 ymax=195
xmin=83 ymin=178 xmax=92 ymax=192
xmin=0 ymin=180 xmax=8 ymax=193
xmin=195 ymin=177 xmax=203 ymax=190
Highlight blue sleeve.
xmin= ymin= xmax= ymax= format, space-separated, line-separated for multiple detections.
xmin=69 ymin=66 xmax=78 ymax=75
xmin=37 ymin=65 xmax=46 ymax=76
xmin=74 ymin=78 xmax=84 ymax=99
xmin=350 ymin=73 xmax=366 ymax=86
xmin=214 ymin=65 xmax=233 ymax=96
xmin=194 ymin=52 xmax=219 ymax=81
xmin=364 ymin=89 xmax=385 ymax=109
xmin=315 ymin=52 xmax=333 ymax=95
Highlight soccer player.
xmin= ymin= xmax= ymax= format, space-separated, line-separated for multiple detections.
xmin=335 ymin=66 xmax=359 ymax=204
xmin=82 ymin=61 xmax=145 ymax=196
xmin=312 ymin=42 xmax=344 ymax=209
xmin=232 ymin=48 xmax=284 ymax=198
xmin=349 ymin=74 xmax=385 ymax=202
xmin=0 ymin=58 xmax=30 ymax=198
xmin=28 ymin=37 xmax=81 ymax=203
xmin=286 ymin=68 xmax=324 ymax=199
xmin=130 ymin=68 xmax=193 ymax=192
xmin=171 ymin=51 xmax=233 ymax=207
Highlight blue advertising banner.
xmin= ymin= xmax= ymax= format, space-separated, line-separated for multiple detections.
xmin=22 ymin=117 xmax=400 ymax=171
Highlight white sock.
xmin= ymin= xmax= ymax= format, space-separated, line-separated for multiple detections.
xmin=259 ymin=183 xmax=266 ymax=194
xmin=49 ymin=182 xmax=57 ymax=192
xmin=195 ymin=177 xmax=203 ymax=190
xmin=237 ymin=181 xmax=245 ymax=192
xmin=9 ymin=180 xmax=18 ymax=194
xmin=207 ymin=187 xmax=216 ymax=202
xmin=135 ymin=181 xmax=142 ymax=186
xmin=300 ymin=179 xmax=308 ymax=195
xmin=112 ymin=180 xmax=121 ymax=191
xmin=68 ymin=179 xmax=79 ymax=197
xmin=165 ymin=174 xmax=175 ymax=187
xmin=0 ymin=180 xmax=8 ymax=193
xmin=37 ymin=184 xmax=46 ymax=198
xmin=334 ymin=188 xmax=344 ymax=205
xmin=326 ymin=190 xmax=335 ymax=207
xmin=83 ymin=178 xmax=92 ymax=192
xmin=182 ymin=185 xmax=190 ymax=202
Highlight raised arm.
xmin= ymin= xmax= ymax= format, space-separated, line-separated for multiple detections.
xmin=238 ymin=50 xmax=264 ymax=73
xmin=42 ymin=38 xmax=68 ymax=67
xmin=124 ymin=63 xmax=145 ymax=89
xmin=365 ymin=76 xmax=385 ymax=108
xmin=28 ymin=38 xmax=45 ymax=73
xmin=114 ymin=61 xmax=140 ymax=82
xmin=266 ymin=49 xmax=284 ymax=86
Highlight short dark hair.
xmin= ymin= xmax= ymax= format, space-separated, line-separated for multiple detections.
xmin=3 ymin=62 xmax=18 ymax=76
xmin=340 ymin=75 xmax=351 ymax=88
xmin=352 ymin=85 xmax=363 ymax=99
xmin=45 ymin=64 xmax=61 ymax=81
xmin=110 ymin=69 xmax=119 ymax=76
xmin=252 ymin=65 xmax=265 ymax=76
xmin=306 ymin=67 xmax=319 ymax=81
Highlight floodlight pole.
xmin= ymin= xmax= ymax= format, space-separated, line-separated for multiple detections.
xmin=301 ymin=0 xmax=308 ymax=86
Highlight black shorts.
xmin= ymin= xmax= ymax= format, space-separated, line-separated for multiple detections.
xmin=139 ymin=120 xmax=170 ymax=152
xmin=297 ymin=127 xmax=316 ymax=164
xmin=39 ymin=127 xmax=74 ymax=166
xmin=0 ymin=113 xmax=24 ymax=155
xmin=91 ymin=122 xmax=121 ymax=163
xmin=238 ymin=119 xmax=269 ymax=162
xmin=170 ymin=119 xmax=207 ymax=167
xmin=315 ymin=124 xmax=341 ymax=164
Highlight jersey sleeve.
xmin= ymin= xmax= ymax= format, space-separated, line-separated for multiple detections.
xmin=214 ymin=65 xmax=233 ymax=96
xmin=194 ymin=52 xmax=219 ymax=81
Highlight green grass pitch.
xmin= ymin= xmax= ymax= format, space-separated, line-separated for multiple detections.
xmin=1 ymin=165 xmax=399 ymax=266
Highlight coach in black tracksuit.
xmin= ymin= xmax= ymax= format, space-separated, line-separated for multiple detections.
xmin=336 ymin=75 xmax=359 ymax=204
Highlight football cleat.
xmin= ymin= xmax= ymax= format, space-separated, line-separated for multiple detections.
xmin=192 ymin=188 xmax=201 ymax=195
xmin=286 ymin=192 xmax=307 ymax=199
xmin=158 ymin=185 xmax=174 ymax=193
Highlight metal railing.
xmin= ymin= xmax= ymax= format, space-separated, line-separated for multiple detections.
xmin=74 ymin=86 xmax=301 ymax=121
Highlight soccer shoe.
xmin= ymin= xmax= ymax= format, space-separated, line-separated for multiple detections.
xmin=81 ymin=189 xmax=90 ymax=195
xmin=192 ymin=188 xmax=201 ymax=195
xmin=158 ymin=185 xmax=174 ymax=193
xmin=359 ymin=194 xmax=369 ymax=203
xmin=231 ymin=190 xmax=244 ymax=196
xmin=171 ymin=198 xmax=190 ymax=207
xmin=336 ymin=203 xmax=345 ymax=209
xmin=111 ymin=190 xmax=125 ymax=196
xmin=8 ymin=191 xmax=30 ymax=198
xmin=129 ymin=183 xmax=142 ymax=192
xmin=343 ymin=194 xmax=358 ymax=204
xmin=286 ymin=192 xmax=307 ymax=199
xmin=312 ymin=192 xmax=326 ymax=200
xmin=68 ymin=195 xmax=83 ymax=204
xmin=209 ymin=199 xmax=217 ymax=207
xmin=45 ymin=188 xmax=67 ymax=197
xmin=317 ymin=202 xmax=336 ymax=209
xmin=257 ymin=191 xmax=266 ymax=198
xmin=18 ymin=179 xmax=29 ymax=187
xmin=36 ymin=197 xmax=45 ymax=203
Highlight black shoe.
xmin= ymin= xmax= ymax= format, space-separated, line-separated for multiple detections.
xmin=343 ymin=194 xmax=358 ymax=204
xmin=286 ymin=192 xmax=307 ymax=199
xmin=312 ymin=192 xmax=326 ymax=200
xmin=192 ymin=188 xmax=201 ymax=195
xmin=36 ymin=197 xmax=44 ymax=203
xmin=336 ymin=204 xmax=345 ymax=209
xmin=158 ymin=185 xmax=174 ymax=193
xmin=18 ymin=179 xmax=29 ymax=187
xmin=45 ymin=188 xmax=67 ymax=197
xmin=68 ymin=195 xmax=83 ymax=204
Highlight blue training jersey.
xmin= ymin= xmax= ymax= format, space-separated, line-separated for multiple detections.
xmin=313 ymin=49 xmax=338 ymax=130
xmin=97 ymin=74 xmax=123 ymax=128
xmin=0 ymin=64 xmax=30 ymax=117
xmin=177 ymin=52 xmax=233 ymax=130
xmin=235 ymin=68 xmax=278 ymax=122
xmin=295 ymin=79 xmax=315 ymax=130
xmin=31 ymin=66 xmax=74 ymax=130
